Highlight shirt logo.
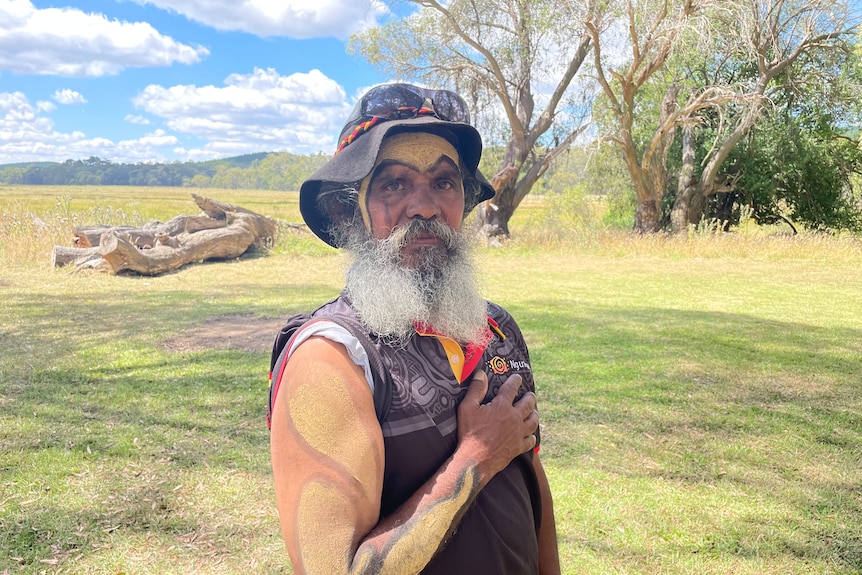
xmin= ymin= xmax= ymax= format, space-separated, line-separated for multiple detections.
xmin=488 ymin=355 xmax=532 ymax=375
xmin=488 ymin=356 xmax=509 ymax=375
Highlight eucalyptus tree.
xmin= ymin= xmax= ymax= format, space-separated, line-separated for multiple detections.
xmin=670 ymin=0 xmax=862 ymax=231
xmin=350 ymin=0 xmax=595 ymax=238
xmin=586 ymin=0 xmax=744 ymax=232
xmin=587 ymin=0 xmax=860 ymax=233
xmin=703 ymin=43 xmax=862 ymax=232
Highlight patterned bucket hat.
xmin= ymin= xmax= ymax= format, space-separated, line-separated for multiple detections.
xmin=299 ymin=83 xmax=496 ymax=247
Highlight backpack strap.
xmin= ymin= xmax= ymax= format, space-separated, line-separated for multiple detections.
xmin=267 ymin=315 xmax=392 ymax=429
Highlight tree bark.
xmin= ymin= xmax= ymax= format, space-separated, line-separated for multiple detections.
xmin=74 ymin=225 xmax=135 ymax=248
xmin=51 ymin=246 xmax=101 ymax=267
xmin=634 ymin=198 xmax=661 ymax=233
xmin=75 ymin=215 xmax=231 ymax=249
xmin=476 ymin=164 xmax=520 ymax=238
xmin=93 ymin=220 xmax=256 ymax=275
xmin=671 ymin=124 xmax=698 ymax=232
xmin=191 ymin=194 xmax=278 ymax=250
xmin=53 ymin=195 xmax=278 ymax=275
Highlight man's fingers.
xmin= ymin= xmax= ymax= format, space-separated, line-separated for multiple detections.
xmin=465 ymin=372 xmax=536 ymax=423
xmin=463 ymin=369 xmax=489 ymax=406
xmin=494 ymin=374 xmax=522 ymax=404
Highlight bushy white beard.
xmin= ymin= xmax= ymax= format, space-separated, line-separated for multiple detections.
xmin=343 ymin=219 xmax=489 ymax=346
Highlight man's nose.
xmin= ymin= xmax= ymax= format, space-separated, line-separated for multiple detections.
xmin=406 ymin=185 xmax=440 ymax=220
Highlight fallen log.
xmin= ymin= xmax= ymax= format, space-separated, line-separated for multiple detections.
xmin=51 ymin=246 xmax=101 ymax=267
xmin=191 ymin=194 xmax=277 ymax=250
xmin=95 ymin=219 xmax=256 ymax=275
xmin=53 ymin=195 xmax=278 ymax=275
xmin=74 ymin=215 xmax=226 ymax=248
xmin=74 ymin=225 xmax=135 ymax=248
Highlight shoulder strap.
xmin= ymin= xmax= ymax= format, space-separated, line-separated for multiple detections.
xmin=267 ymin=314 xmax=392 ymax=429
xmin=269 ymin=313 xmax=311 ymax=376
xmin=331 ymin=318 xmax=392 ymax=423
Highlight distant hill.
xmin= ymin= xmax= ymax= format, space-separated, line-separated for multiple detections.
xmin=0 ymin=161 xmax=59 ymax=169
xmin=187 ymin=152 xmax=270 ymax=170
xmin=0 ymin=152 xmax=328 ymax=191
xmin=0 ymin=153 xmax=269 ymax=171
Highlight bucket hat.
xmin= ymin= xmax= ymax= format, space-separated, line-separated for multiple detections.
xmin=299 ymin=83 xmax=496 ymax=247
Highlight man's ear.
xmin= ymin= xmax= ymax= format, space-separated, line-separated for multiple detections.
xmin=318 ymin=190 xmax=360 ymax=234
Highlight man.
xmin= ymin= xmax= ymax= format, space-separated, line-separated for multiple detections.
xmin=269 ymin=83 xmax=560 ymax=574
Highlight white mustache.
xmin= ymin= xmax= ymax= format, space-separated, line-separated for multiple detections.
xmin=389 ymin=219 xmax=458 ymax=251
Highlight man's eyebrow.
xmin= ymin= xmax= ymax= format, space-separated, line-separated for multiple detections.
xmin=373 ymin=159 xmax=417 ymax=174
xmin=373 ymin=155 xmax=459 ymax=177
xmin=431 ymin=156 xmax=460 ymax=172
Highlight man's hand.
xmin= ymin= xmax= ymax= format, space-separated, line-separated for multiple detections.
xmin=456 ymin=370 xmax=539 ymax=487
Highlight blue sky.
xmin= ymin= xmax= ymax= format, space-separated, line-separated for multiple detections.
xmin=0 ymin=0 xmax=409 ymax=164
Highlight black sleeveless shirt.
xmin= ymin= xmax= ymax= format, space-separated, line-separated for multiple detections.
xmin=308 ymin=294 xmax=542 ymax=574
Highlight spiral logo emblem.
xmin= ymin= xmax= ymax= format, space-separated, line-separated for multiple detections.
xmin=488 ymin=356 xmax=509 ymax=375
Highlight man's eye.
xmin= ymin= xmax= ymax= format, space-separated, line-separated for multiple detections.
xmin=383 ymin=181 xmax=404 ymax=192
xmin=436 ymin=180 xmax=454 ymax=190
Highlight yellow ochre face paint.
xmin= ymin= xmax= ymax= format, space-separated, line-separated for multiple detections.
xmin=358 ymin=132 xmax=462 ymax=231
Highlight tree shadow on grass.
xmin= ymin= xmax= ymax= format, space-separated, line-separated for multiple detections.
xmin=0 ymin=281 xmax=340 ymax=382
xmin=519 ymin=301 xmax=862 ymax=572
xmin=1 ymin=349 xmax=283 ymax=571
xmin=5 ymin=355 xmax=272 ymax=467
xmin=519 ymin=300 xmax=860 ymax=426
xmin=0 ymin=284 xmax=314 ymax=571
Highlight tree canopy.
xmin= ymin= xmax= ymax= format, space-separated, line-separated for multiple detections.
xmin=353 ymin=0 xmax=862 ymax=234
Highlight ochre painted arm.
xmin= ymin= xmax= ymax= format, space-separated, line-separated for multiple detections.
xmin=533 ymin=453 xmax=561 ymax=575
xmin=270 ymin=336 xmax=538 ymax=575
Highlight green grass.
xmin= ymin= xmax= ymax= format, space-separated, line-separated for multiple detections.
xmin=1 ymin=186 xmax=861 ymax=574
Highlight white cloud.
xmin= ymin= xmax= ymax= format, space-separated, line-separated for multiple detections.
xmin=136 ymin=0 xmax=388 ymax=39
xmin=133 ymin=67 xmax=352 ymax=158
xmin=0 ymin=91 xmax=177 ymax=163
xmin=0 ymin=68 xmax=357 ymax=164
xmin=131 ymin=129 xmax=178 ymax=147
xmin=125 ymin=114 xmax=151 ymax=125
xmin=52 ymin=89 xmax=87 ymax=105
xmin=0 ymin=0 xmax=208 ymax=77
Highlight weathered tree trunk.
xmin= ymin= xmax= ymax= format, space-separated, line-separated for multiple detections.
xmin=476 ymin=164 xmax=520 ymax=239
xmin=193 ymin=194 xmax=277 ymax=251
xmin=53 ymin=195 xmax=277 ymax=275
xmin=475 ymin=119 xmax=586 ymax=241
xmin=689 ymin=187 xmax=708 ymax=226
xmin=671 ymin=124 xmax=699 ymax=232
xmin=670 ymin=66 xmax=772 ymax=230
xmin=83 ymin=220 xmax=257 ymax=275
xmin=633 ymin=198 xmax=661 ymax=233
xmin=649 ymin=84 xmax=680 ymax=204
xmin=74 ymin=225 xmax=136 ymax=247
xmin=632 ymin=84 xmax=680 ymax=233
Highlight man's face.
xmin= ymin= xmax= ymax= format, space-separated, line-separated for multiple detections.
xmin=344 ymin=159 xmax=485 ymax=344
xmin=365 ymin=139 xmax=466 ymax=270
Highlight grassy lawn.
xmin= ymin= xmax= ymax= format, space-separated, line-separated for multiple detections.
xmin=1 ymin=186 xmax=861 ymax=574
